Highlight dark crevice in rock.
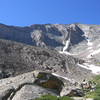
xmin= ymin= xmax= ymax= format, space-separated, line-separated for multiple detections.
xmin=2 ymin=89 xmax=15 ymax=100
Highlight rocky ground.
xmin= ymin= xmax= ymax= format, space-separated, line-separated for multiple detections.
xmin=0 ymin=39 xmax=93 ymax=81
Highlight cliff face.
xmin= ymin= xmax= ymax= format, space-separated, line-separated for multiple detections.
xmin=0 ymin=23 xmax=86 ymax=48
xmin=0 ymin=23 xmax=100 ymax=60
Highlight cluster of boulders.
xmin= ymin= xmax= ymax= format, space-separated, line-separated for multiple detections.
xmin=0 ymin=71 xmax=66 ymax=100
xmin=0 ymin=70 xmax=94 ymax=100
xmin=80 ymin=79 xmax=96 ymax=92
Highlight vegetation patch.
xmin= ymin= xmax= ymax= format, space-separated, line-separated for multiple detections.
xmin=35 ymin=72 xmax=63 ymax=91
xmin=34 ymin=94 xmax=73 ymax=100
xmin=37 ymin=73 xmax=46 ymax=79
xmin=85 ymin=75 xmax=100 ymax=100
xmin=41 ymin=80 xmax=61 ymax=90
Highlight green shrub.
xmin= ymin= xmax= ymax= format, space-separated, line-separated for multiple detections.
xmin=35 ymin=94 xmax=58 ymax=100
xmin=58 ymin=96 xmax=73 ymax=100
xmin=34 ymin=94 xmax=73 ymax=100
xmin=37 ymin=73 xmax=45 ymax=79
xmin=94 ymin=96 xmax=100 ymax=100
xmin=86 ymin=75 xmax=100 ymax=99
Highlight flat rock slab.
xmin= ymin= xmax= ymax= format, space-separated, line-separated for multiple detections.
xmin=12 ymin=85 xmax=57 ymax=100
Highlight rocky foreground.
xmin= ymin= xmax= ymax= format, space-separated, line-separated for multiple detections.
xmin=0 ymin=70 xmax=93 ymax=100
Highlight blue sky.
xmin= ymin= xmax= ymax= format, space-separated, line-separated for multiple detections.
xmin=0 ymin=0 xmax=100 ymax=26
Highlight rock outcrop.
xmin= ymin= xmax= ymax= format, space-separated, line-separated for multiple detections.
xmin=11 ymin=85 xmax=57 ymax=100
xmin=0 ymin=70 xmax=75 ymax=100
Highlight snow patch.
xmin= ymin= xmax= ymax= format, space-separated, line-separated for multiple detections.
xmin=87 ymin=48 xmax=100 ymax=58
xmin=63 ymin=39 xmax=70 ymax=52
xmin=87 ymin=39 xmax=93 ymax=46
xmin=59 ymin=38 xmax=77 ymax=56
xmin=91 ymin=48 xmax=100 ymax=55
xmin=59 ymin=38 xmax=73 ymax=55
xmin=78 ymin=63 xmax=100 ymax=74
xmin=98 ymin=44 xmax=100 ymax=47
xmin=59 ymin=51 xmax=72 ymax=55
xmin=88 ymin=47 xmax=93 ymax=50
xmin=52 ymin=73 xmax=75 ymax=83
xmin=86 ymin=38 xmax=94 ymax=58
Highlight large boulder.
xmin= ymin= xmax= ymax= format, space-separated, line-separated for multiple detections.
xmin=11 ymin=85 xmax=57 ymax=100
xmin=0 ymin=71 xmax=65 ymax=99
xmin=67 ymin=89 xmax=85 ymax=97
xmin=0 ymin=71 xmax=36 ymax=100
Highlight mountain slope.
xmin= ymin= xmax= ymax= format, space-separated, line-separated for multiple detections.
xmin=0 ymin=39 xmax=92 ymax=82
xmin=0 ymin=23 xmax=100 ymax=74
xmin=0 ymin=23 xmax=100 ymax=62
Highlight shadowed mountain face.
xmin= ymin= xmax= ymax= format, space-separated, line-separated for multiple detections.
xmin=0 ymin=23 xmax=99 ymax=47
xmin=0 ymin=24 xmax=34 ymax=45
xmin=0 ymin=24 xmax=86 ymax=49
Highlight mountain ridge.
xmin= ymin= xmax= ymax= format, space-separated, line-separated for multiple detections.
xmin=0 ymin=23 xmax=100 ymax=61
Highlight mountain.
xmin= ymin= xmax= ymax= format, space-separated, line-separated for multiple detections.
xmin=0 ymin=23 xmax=100 ymax=100
xmin=0 ymin=23 xmax=100 ymax=61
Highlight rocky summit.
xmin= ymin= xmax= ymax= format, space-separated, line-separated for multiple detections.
xmin=0 ymin=23 xmax=100 ymax=100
